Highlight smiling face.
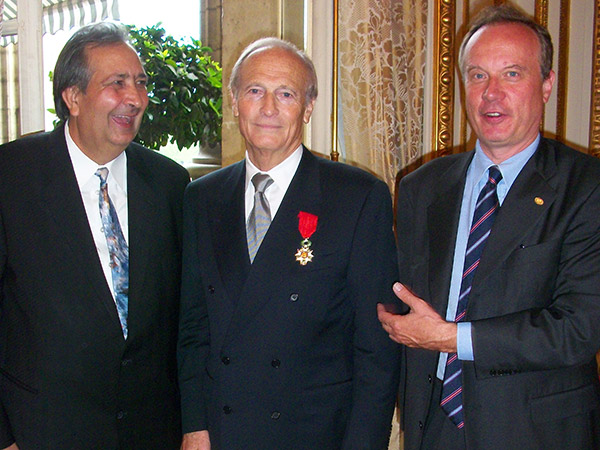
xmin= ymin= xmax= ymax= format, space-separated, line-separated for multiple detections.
xmin=63 ymin=42 xmax=148 ymax=164
xmin=462 ymin=22 xmax=555 ymax=163
xmin=231 ymin=46 xmax=315 ymax=170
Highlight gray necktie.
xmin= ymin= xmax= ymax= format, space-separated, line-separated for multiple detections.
xmin=246 ymin=173 xmax=274 ymax=262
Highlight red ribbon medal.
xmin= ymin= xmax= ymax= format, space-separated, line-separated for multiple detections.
xmin=295 ymin=211 xmax=318 ymax=265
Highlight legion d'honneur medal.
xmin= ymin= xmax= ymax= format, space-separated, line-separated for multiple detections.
xmin=295 ymin=211 xmax=318 ymax=265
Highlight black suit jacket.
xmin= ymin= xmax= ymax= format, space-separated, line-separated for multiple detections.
xmin=0 ymin=124 xmax=190 ymax=449
xmin=396 ymin=138 xmax=600 ymax=449
xmin=178 ymin=147 xmax=401 ymax=449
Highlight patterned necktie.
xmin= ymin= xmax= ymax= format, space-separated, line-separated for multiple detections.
xmin=246 ymin=173 xmax=274 ymax=262
xmin=441 ymin=165 xmax=503 ymax=428
xmin=95 ymin=167 xmax=129 ymax=338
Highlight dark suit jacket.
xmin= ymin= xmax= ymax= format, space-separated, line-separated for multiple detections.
xmin=178 ymin=147 xmax=400 ymax=449
xmin=0 ymin=124 xmax=190 ymax=449
xmin=396 ymin=138 xmax=600 ymax=450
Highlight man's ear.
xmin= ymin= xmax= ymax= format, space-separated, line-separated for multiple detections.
xmin=230 ymin=90 xmax=239 ymax=117
xmin=303 ymin=98 xmax=315 ymax=124
xmin=62 ymin=86 xmax=81 ymax=117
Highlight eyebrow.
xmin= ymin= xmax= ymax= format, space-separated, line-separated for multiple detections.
xmin=112 ymin=72 xmax=148 ymax=80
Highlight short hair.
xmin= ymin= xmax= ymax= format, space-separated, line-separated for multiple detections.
xmin=53 ymin=22 xmax=132 ymax=121
xmin=228 ymin=37 xmax=318 ymax=105
xmin=458 ymin=4 xmax=553 ymax=80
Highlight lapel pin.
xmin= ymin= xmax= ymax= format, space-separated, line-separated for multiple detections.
xmin=534 ymin=197 xmax=544 ymax=206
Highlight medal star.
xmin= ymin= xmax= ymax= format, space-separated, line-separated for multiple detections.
xmin=295 ymin=247 xmax=314 ymax=265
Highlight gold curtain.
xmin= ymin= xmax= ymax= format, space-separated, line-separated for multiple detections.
xmin=337 ymin=0 xmax=427 ymax=194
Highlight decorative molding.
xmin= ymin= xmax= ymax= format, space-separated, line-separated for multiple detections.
xmin=590 ymin=0 xmax=600 ymax=156
xmin=555 ymin=0 xmax=570 ymax=142
xmin=535 ymin=0 xmax=549 ymax=28
xmin=431 ymin=0 xmax=455 ymax=157
xmin=535 ymin=0 xmax=548 ymax=130
xmin=459 ymin=0 xmax=470 ymax=153
xmin=330 ymin=0 xmax=339 ymax=161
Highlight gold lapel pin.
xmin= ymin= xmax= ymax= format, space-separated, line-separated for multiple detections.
xmin=534 ymin=197 xmax=544 ymax=206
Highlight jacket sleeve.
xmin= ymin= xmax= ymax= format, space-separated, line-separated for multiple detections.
xmin=0 ymin=203 xmax=15 ymax=448
xmin=472 ymin=175 xmax=600 ymax=376
xmin=342 ymin=180 xmax=402 ymax=449
xmin=177 ymin=184 xmax=211 ymax=433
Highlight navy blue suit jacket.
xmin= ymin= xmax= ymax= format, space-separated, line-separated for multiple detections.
xmin=178 ymin=147 xmax=401 ymax=449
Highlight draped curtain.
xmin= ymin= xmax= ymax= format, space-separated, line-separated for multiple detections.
xmin=337 ymin=0 xmax=427 ymax=193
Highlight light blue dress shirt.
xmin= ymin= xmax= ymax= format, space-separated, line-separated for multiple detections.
xmin=436 ymin=135 xmax=540 ymax=380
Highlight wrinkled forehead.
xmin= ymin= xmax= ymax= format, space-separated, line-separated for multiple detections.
xmin=239 ymin=47 xmax=310 ymax=88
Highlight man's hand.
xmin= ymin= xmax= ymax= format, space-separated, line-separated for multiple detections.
xmin=377 ymin=283 xmax=458 ymax=353
xmin=181 ymin=430 xmax=210 ymax=450
xmin=2 ymin=444 xmax=18 ymax=450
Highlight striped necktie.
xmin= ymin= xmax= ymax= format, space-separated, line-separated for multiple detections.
xmin=246 ymin=173 xmax=274 ymax=262
xmin=440 ymin=165 xmax=503 ymax=428
xmin=96 ymin=167 xmax=129 ymax=338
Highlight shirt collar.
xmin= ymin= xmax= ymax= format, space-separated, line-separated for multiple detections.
xmin=472 ymin=134 xmax=540 ymax=190
xmin=65 ymin=120 xmax=128 ymax=191
xmin=245 ymin=144 xmax=303 ymax=192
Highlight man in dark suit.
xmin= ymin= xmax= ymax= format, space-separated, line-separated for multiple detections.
xmin=0 ymin=23 xmax=189 ymax=449
xmin=178 ymin=38 xmax=400 ymax=449
xmin=377 ymin=4 xmax=600 ymax=450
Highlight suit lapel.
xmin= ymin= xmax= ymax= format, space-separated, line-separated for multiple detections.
xmin=427 ymin=153 xmax=472 ymax=313
xmin=38 ymin=126 xmax=122 ymax=330
xmin=209 ymin=161 xmax=251 ymax=305
xmin=125 ymin=147 xmax=159 ymax=340
xmin=224 ymin=148 xmax=321 ymax=344
xmin=474 ymin=140 xmax=557 ymax=284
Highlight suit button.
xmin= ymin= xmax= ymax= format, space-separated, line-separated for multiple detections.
xmin=290 ymin=293 xmax=299 ymax=302
xmin=222 ymin=356 xmax=230 ymax=365
xmin=117 ymin=411 xmax=126 ymax=420
xmin=271 ymin=359 xmax=281 ymax=368
xmin=271 ymin=411 xmax=281 ymax=420
xmin=223 ymin=405 xmax=232 ymax=414
xmin=419 ymin=421 xmax=423 ymax=429
xmin=427 ymin=374 xmax=432 ymax=383
xmin=490 ymin=369 xmax=497 ymax=376
xmin=208 ymin=285 xmax=215 ymax=294
xmin=121 ymin=358 xmax=132 ymax=367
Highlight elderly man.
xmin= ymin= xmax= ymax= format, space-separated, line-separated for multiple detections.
xmin=379 ymin=4 xmax=600 ymax=450
xmin=178 ymin=38 xmax=400 ymax=449
xmin=0 ymin=22 xmax=189 ymax=449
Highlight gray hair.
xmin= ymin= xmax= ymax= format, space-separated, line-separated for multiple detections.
xmin=458 ymin=4 xmax=553 ymax=80
xmin=229 ymin=37 xmax=318 ymax=104
xmin=53 ymin=22 xmax=133 ymax=121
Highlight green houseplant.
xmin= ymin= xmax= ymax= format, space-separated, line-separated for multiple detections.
xmin=127 ymin=24 xmax=222 ymax=151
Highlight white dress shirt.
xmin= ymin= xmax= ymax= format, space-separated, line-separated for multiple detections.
xmin=244 ymin=145 xmax=303 ymax=221
xmin=65 ymin=121 xmax=129 ymax=301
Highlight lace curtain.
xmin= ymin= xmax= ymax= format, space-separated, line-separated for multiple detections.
xmin=337 ymin=0 xmax=427 ymax=194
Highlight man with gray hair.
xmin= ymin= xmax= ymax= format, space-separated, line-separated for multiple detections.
xmin=178 ymin=37 xmax=400 ymax=449
xmin=0 ymin=22 xmax=189 ymax=449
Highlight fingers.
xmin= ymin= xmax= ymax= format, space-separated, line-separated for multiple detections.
xmin=377 ymin=303 xmax=393 ymax=331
